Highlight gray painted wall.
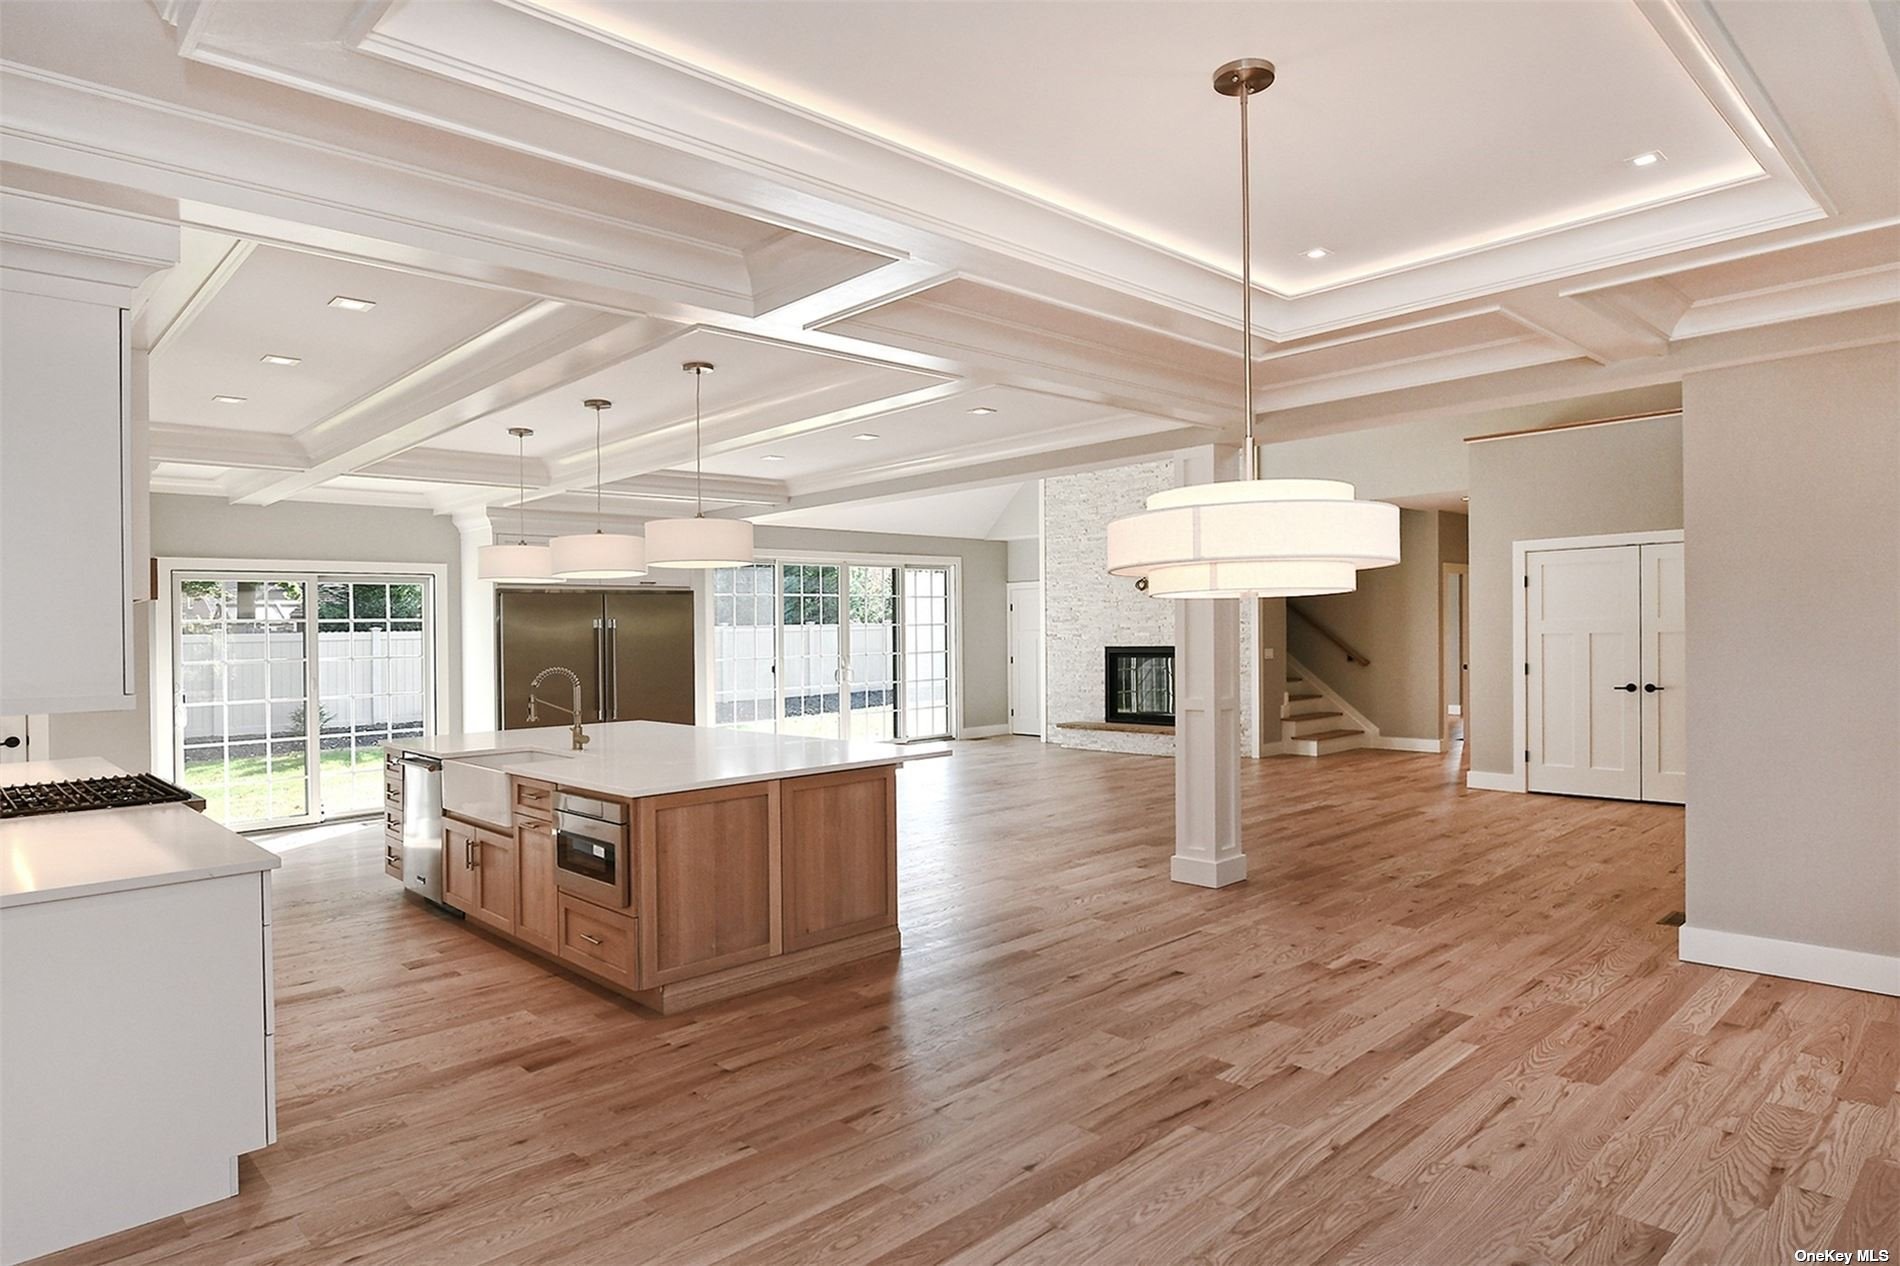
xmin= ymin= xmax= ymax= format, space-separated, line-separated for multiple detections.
xmin=749 ymin=525 xmax=1009 ymax=731
xmin=1682 ymin=342 xmax=1899 ymax=959
xmin=1006 ymin=537 xmax=1040 ymax=583
xmin=48 ymin=498 xmax=1009 ymax=772
xmin=1286 ymin=509 xmax=1447 ymax=742
xmin=1466 ymin=416 xmax=1684 ymax=775
xmin=49 ymin=495 xmax=465 ymax=771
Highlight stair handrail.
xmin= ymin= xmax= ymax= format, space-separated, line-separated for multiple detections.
xmin=1287 ymin=601 xmax=1371 ymax=667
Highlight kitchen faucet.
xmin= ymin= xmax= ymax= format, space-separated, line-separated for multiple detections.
xmin=526 ymin=667 xmax=590 ymax=750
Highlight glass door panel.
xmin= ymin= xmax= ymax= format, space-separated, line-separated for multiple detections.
xmin=780 ymin=563 xmax=842 ymax=738
xmin=847 ymin=566 xmax=899 ymax=741
xmin=712 ymin=563 xmax=779 ymax=732
xmin=317 ymin=580 xmax=428 ymax=817
xmin=903 ymin=566 xmax=952 ymax=739
xmin=177 ymin=578 xmax=310 ymax=827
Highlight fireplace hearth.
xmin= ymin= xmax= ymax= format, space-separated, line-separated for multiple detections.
xmin=1104 ymin=645 xmax=1175 ymax=726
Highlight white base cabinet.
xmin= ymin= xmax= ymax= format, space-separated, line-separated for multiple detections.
xmin=0 ymin=871 xmax=275 ymax=1265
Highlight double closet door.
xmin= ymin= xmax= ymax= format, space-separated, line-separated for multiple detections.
xmin=1527 ymin=541 xmax=1685 ymax=804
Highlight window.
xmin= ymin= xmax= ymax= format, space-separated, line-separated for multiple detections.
xmin=170 ymin=568 xmax=437 ymax=829
xmin=709 ymin=556 xmax=957 ymax=741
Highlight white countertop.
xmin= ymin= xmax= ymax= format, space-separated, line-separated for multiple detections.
xmin=1 ymin=758 xmax=280 ymax=909
xmin=388 ymin=720 xmax=947 ymax=800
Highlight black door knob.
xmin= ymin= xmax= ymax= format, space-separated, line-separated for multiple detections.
xmin=0 ymin=735 xmax=19 ymax=748
xmin=1644 ymin=683 xmax=1665 ymax=693
xmin=1615 ymin=683 xmax=1638 ymax=692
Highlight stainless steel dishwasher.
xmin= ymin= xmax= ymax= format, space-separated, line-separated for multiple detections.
xmin=399 ymin=754 xmax=447 ymax=905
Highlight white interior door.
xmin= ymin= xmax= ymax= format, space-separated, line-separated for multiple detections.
xmin=1007 ymin=582 xmax=1043 ymax=737
xmin=1527 ymin=546 xmax=1643 ymax=799
xmin=1640 ymin=542 xmax=1687 ymax=804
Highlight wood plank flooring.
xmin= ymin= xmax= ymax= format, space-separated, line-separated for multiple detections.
xmin=39 ymin=741 xmax=1899 ymax=1265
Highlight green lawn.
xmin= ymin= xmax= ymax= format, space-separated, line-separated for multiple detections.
xmin=183 ymin=746 xmax=387 ymax=826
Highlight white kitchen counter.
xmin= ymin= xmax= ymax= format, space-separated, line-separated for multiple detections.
xmin=0 ymin=758 xmax=280 ymax=909
xmin=387 ymin=719 xmax=946 ymax=801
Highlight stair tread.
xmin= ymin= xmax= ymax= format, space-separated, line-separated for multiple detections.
xmin=1292 ymin=728 xmax=1364 ymax=741
xmin=1287 ymin=710 xmax=1344 ymax=721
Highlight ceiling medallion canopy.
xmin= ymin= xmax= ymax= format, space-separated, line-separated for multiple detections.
xmin=550 ymin=398 xmax=648 ymax=579
xmin=644 ymin=361 xmax=757 ymax=569
xmin=476 ymin=426 xmax=555 ymax=582
xmin=1107 ymin=58 xmax=1400 ymax=600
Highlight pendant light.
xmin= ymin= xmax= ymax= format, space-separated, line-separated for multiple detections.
xmin=645 ymin=361 xmax=756 ymax=569
xmin=1107 ymin=59 xmax=1399 ymax=599
xmin=550 ymin=398 xmax=648 ymax=579
xmin=476 ymin=426 xmax=554 ymax=582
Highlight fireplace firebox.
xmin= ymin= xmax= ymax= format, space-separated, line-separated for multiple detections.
xmin=1104 ymin=645 xmax=1175 ymax=726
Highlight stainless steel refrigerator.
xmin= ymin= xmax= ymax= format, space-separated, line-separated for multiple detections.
xmin=496 ymin=588 xmax=696 ymax=729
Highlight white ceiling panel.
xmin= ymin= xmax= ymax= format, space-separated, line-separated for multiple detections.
xmin=758 ymin=483 xmax=1029 ymax=540
xmin=149 ymin=243 xmax=528 ymax=433
xmin=548 ymin=0 xmax=1761 ymax=293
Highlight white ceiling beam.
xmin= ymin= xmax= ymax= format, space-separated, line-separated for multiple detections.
xmin=1498 ymin=292 xmax=1672 ymax=365
xmin=715 ymin=430 xmax=1198 ymax=522
xmin=148 ymin=422 xmax=305 ymax=470
xmin=228 ymin=306 xmax=681 ymax=505
xmin=1262 ymin=302 xmax=1900 ymax=438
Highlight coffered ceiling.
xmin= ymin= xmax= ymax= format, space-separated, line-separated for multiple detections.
xmin=3 ymin=0 xmax=1894 ymax=533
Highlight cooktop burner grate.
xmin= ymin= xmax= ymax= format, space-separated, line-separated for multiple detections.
xmin=0 ymin=773 xmax=199 ymax=820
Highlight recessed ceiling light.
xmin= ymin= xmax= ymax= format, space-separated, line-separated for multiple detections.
xmin=761 ymin=454 xmax=786 ymax=462
xmin=1302 ymin=247 xmax=1331 ymax=260
xmin=967 ymin=406 xmax=997 ymax=415
xmin=852 ymin=433 xmax=880 ymax=442
xmin=328 ymin=295 xmax=376 ymax=311
xmin=212 ymin=395 xmax=247 ymax=404
xmin=259 ymin=354 xmax=301 ymax=366
xmin=1626 ymin=151 xmax=1665 ymax=168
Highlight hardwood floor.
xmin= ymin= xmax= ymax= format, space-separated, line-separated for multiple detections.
xmin=41 ymin=741 xmax=1898 ymax=1265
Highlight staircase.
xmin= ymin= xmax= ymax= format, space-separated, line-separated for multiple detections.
xmin=1281 ymin=668 xmax=1369 ymax=756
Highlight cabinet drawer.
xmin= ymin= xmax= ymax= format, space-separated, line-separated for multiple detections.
xmin=557 ymin=894 xmax=639 ymax=990
xmin=383 ymin=829 xmax=403 ymax=879
xmin=385 ymin=771 xmax=402 ymax=802
xmin=512 ymin=777 xmax=555 ymax=821
xmin=385 ymin=749 xmax=402 ymax=774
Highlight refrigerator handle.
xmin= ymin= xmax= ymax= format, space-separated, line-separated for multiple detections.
xmin=607 ymin=618 xmax=620 ymax=720
xmin=592 ymin=617 xmax=605 ymax=721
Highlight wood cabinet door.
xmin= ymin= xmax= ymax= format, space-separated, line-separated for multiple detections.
xmin=515 ymin=821 xmax=558 ymax=952
xmin=780 ymin=767 xmax=898 ymax=952
xmin=472 ymin=827 xmax=517 ymax=935
xmin=637 ymin=782 xmax=780 ymax=987
xmin=443 ymin=820 xmax=478 ymax=912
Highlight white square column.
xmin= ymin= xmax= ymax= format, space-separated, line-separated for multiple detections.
xmin=1170 ymin=445 xmax=1246 ymax=887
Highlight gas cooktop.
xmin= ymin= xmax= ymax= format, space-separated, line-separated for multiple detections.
xmin=0 ymin=773 xmax=202 ymax=820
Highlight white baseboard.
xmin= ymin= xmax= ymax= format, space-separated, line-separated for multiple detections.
xmin=1171 ymin=853 xmax=1248 ymax=888
xmin=960 ymin=724 xmax=1011 ymax=739
xmin=1465 ymin=770 xmax=1523 ymax=793
xmin=1679 ymin=925 xmax=1900 ymax=997
xmin=1368 ymin=736 xmax=1444 ymax=754
xmin=1252 ymin=739 xmax=1285 ymax=757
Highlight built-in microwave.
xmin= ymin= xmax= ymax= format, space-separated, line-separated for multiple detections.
xmin=552 ymin=792 xmax=630 ymax=909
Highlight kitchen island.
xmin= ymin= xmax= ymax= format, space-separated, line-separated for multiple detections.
xmin=385 ymin=721 xmax=941 ymax=1014
xmin=1 ymin=758 xmax=280 ymax=1266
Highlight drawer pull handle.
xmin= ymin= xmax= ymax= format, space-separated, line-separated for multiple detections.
xmin=578 ymin=932 xmax=602 ymax=946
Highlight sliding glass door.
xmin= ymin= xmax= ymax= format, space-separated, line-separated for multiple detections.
xmin=710 ymin=557 xmax=954 ymax=742
xmin=174 ymin=571 xmax=433 ymax=830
